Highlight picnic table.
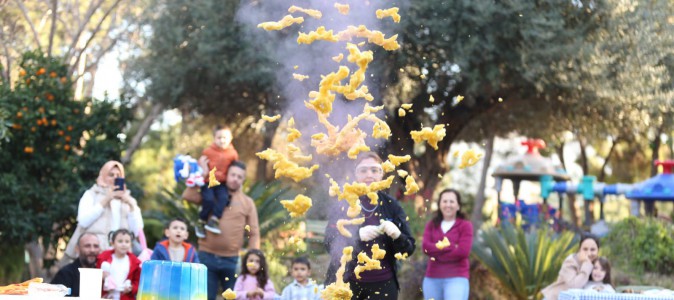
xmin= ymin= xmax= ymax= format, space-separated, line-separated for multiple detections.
xmin=559 ymin=289 xmax=674 ymax=300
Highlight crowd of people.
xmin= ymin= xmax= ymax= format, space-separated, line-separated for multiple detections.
xmin=50 ymin=126 xmax=501 ymax=300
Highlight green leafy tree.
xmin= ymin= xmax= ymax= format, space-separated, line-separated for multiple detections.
xmin=0 ymin=51 xmax=131 ymax=282
xmin=121 ymin=0 xmax=281 ymax=165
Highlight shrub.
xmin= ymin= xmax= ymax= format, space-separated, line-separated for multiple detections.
xmin=603 ymin=217 xmax=674 ymax=275
xmin=472 ymin=224 xmax=578 ymax=299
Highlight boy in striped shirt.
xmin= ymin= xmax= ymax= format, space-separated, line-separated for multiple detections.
xmin=280 ymin=257 xmax=323 ymax=300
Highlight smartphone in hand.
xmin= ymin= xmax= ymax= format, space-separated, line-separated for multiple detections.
xmin=114 ymin=177 xmax=125 ymax=191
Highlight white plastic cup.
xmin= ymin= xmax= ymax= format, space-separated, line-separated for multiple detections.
xmin=79 ymin=267 xmax=102 ymax=299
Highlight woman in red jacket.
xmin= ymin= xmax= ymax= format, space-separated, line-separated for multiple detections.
xmin=422 ymin=189 xmax=473 ymax=300
xmin=97 ymin=229 xmax=141 ymax=300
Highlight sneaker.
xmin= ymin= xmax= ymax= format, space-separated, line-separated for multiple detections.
xmin=204 ymin=217 xmax=221 ymax=234
xmin=195 ymin=222 xmax=206 ymax=239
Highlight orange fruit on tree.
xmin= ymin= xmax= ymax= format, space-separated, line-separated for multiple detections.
xmin=36 ymin=68 xmax=46 ymax=76
xmin=58 ymin=130 xmax=64 ymax=136
xmin=24 ymin=146 xmax=34 ymax=153
xmin=19 ymin=69 xmax=26 ymax=77
xmin=46 ymin=93 xmax=54 ymax=101
xmin=65 ymin=136 xmax=71 ymax=142
xmin=31 ymin=127 xmax=36 ymax=132
xmin=16 ymin=112 xmax=22 ymax=118
xmin=60 ymin=77 xmax=67 ymax=84
xmin=67 ymin=125 xmax=73 ymax=131
xmin=49 ymin=72 xmax=57 ymax=78
xmin=64 ymin=145 xmax=71 ymax=151
xmin=51 ymin=120 xmax=57 ymax=126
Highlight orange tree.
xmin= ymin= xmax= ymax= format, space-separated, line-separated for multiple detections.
xmin=0 ymin=51 xmax=132 ymax=258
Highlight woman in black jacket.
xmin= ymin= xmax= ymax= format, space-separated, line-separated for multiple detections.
xmin=324 ymin=152 xmax=416 ymax=300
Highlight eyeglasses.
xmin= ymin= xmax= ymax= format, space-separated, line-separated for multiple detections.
xmin=356 ymin=166 xmax=383 ymax=175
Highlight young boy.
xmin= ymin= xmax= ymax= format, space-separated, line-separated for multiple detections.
xmin=150 ymin=218 xmax=199 ymax=263
xmin=197 ymin=126 xmax=239 ymax=238
xmin=280 ymin=257 xmax=323 ymax=300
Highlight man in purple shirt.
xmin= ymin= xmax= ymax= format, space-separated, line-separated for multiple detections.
xmin=324 ymin=152 xmax=416 ymax=300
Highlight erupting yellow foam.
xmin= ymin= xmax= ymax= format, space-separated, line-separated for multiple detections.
xmin=404 ymin=175 xmax=419 ymax=195
xmin=336 ymin=25 xmax=400 ymax=51
xmin=458 ymin=149 xmax=483 ymax=169
xmin=381 ymin=160 xmax=395 ymax=173
xmin=334 ymin=3 xmax=350 ymax=15
xmin=376 ymin=7 xmax=401 ymax=23
xmin=256 ymin=148 xmax=319 ymax=182
xmin=261 ymin=114 xmax=281 ymax=122
xmin=293 ymin=73 xmax=309 ymax=81
xmin=436 ymin=237 xmax=451 ymax=250
xmin=280 ymin=194 xmax=313 ymax=217
xmin=354 ymin=244 xmax=387 ymax=279
xmin=332 ymin=176 xmax=394 ymax=215
xmin=208 ymin=167 xmax=220 ymax=188
xmin=258 ymin=15 xmax=304 ymax=31
xmin=222 ymin=289 xmax=237 ymax=300
xmin=322 ymin=247 xmax=354 ymax=300
xmin=288 ymin=5 xmax=322 ymax=19
xmin=410 ymin=124 xmax=446 ymax=150
xmin=388 ymin=154 xmax=411 ymax=166
xmin=298 ymin=26 xmax=339 ymax=44
xmin=336 ymin=217 xmax=365 ymax=237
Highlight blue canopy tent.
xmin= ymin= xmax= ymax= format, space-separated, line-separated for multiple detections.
xmin=626 ymin=160 xmax=674 ymax=216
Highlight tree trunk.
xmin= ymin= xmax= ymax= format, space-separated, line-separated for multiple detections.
xmin=25 ymin=241 xmax=46 ymax=280
xmin=255 ymin=117 xmax=280 ymax=181
xmin=577 ymin=135 xmax=594 ymax=227
xmin=646 ymin=123 xmax=665 ymax=216
xmin=471 ymin=135 xmax=494 ymax=231
xmin=578 ymin=135 xmax=589 ymax=175
xmin=47 ymin=0 xmax=58 ymax=57
xmin=121 ymin=102 xmax=165 ymax=164
xmin=598 ymin=136 xmax=619 ymax=182
xmin=556 ymin=141 xmax=567 ymax=171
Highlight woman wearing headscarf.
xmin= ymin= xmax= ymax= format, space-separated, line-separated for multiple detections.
xmin=65 ymin=161 xmax=143 ymax=258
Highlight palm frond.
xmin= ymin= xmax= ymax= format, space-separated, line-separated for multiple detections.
xmin=472 ymin=225 xmax=578 ymax=299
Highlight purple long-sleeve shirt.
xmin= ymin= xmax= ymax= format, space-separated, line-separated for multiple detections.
xmin=233 ymin=274 xmax=277 ymax=300
xmin=422 ymin=218 xmax=473 ymax=278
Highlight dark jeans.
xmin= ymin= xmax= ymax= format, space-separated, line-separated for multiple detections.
xmin=350 ymin=278 xmax=398 ymax=300
xmin=198 ymin=251 xmax=238 ymax=300
xmin=200 ymin=185 xmax=230 ymax=221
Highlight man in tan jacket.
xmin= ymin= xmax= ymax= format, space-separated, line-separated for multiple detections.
xmin=197 ymin=161 xmax=260 ymax=300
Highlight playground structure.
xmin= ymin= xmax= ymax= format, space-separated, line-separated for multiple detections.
xmin=493 ymin=138 xmax=674 ymax=229
xmin=491 ymin=139 xmax=568 ymax=227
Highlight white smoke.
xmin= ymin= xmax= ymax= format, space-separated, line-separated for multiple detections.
xmin=236 ymin=0 xmax=408 ymax=218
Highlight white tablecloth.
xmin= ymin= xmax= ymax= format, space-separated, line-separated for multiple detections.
xmin=560 ymin=289 xmax=674 ymax=300
xmin=0 ymin=297 xmax=105 ymax=300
